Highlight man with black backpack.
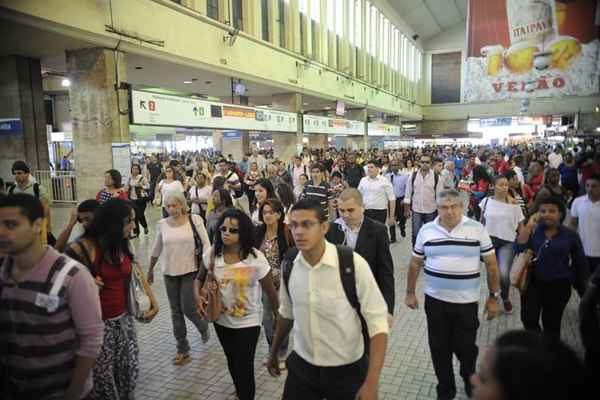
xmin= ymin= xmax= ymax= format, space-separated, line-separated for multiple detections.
xmin=403 ymin=154 xmax=441 ymax=246
xmin=266 ymin=198 xmax=389 ymax=400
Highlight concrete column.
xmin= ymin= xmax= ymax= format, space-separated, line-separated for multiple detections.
xmin=66 ymin=48 xmax=129 ymax=200
xmin=221 ymin=131 xmax=249 ymax=161
xmin=308 ymin=133 xmax=327 ymax=149
xmin=272 ymin=133 xmax=296 ymax=165
xmin=272 ymin=93 xmax=303 ymax=157
xmin=212 ymin=130 xmax=223 ymax=152
xmin=0 ymin=56 xmax=49 ymax=180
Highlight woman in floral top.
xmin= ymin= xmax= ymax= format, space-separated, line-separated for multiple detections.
xmin=254 ymin=198 xmax=295 ymax=365
xmin=96 ymin=169 xmax=128 ymax=205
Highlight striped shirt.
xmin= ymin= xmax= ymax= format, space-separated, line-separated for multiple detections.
xmin=301 ymin=181 xmax=332 ymax=219
xmin=0 ymin=247 xmax=104 ymax=399
xmin=413 ymin=216 xmax=494 ymax=304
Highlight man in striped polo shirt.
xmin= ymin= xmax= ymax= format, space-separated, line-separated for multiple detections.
xmin=300 ymin=163 xmax=333 ymax=220
xmin=0 ymin=194 xmax=104 ymax=400
xmin=405 ymin=189 xmax=500 ymax=400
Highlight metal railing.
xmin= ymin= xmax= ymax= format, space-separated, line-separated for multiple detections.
xmin=34 ymin=170 xmax=77 ymax=203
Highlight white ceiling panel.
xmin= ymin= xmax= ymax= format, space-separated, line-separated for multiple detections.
xmin=405 ymin=4 xmax=441 ymax=38
xmin=455 ymin=0 xmax=468 ymax=19
xmin=391 ymin=0 xmax=425 ymax=15
xmin=425 ymin=0 xmax=463 ymax=29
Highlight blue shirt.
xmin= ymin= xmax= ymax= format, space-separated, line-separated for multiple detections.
xmin=518 ymin=225 xmax=589 ymax=286
xmin=386 ymin=172 xmax=408 ymax=198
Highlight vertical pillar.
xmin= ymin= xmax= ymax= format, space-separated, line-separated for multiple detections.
xmin=268 ymin=0 xmax=280 ymax=45
xmin=362 ymin=109 xmax=369 ymax=151
xmin=272 ymin=93 xmax=303 ymax=157
xmin=272 ymin=133 xmax=296 ymax=165
xmin=308 ymin=133 xmax=327 ymax=149
xmin=0 ymin=56 xmax=49 ymax=179
xmin=66 ymin=48 xmax=129 ymax=200
xmin=212 ymin=130 xmax=223 ymax=152
xmin=221 ymin=130 xmax=249 ymax=161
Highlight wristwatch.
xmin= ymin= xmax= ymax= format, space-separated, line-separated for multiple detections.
xmin=489 ymin=291 xmax=500 ymax=300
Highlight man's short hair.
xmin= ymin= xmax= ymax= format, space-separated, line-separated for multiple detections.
xmin=338 ymin=188 xmax=364 ymax=206
xmin=290 ymin=198 xmax=327 ymax=223
xmin=0 ymin=193 xmax=44 ymax=223
xmin=11 ymin=160 xmax=30 ymax=174
xmin=367 ymin=159 xmax=380 ymax=168
xmin=436 ymin=189 xmax=462 ymax=206
xmin=310 ymin=162 xmax=325 ymax=172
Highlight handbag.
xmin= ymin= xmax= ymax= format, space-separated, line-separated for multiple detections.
xmin=128 ymin=261 xmax=152 ymax=323
xmin=510 ymin=250 xmax=532 ymax=293
xmin=197 ymin=249 xmax=222 ymax=322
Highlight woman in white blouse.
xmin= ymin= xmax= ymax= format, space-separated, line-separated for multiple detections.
xmin=155 ymin=166 xmax=185 ymax=218
xmin=196 ymin=208 xmax=279 ymax=400
xmin=126 ymin=163 xmax=150 ymax=237
xmin=479 ymin=174 xmax=525 ymax=314
xmin=148 ymin=191 xmax=211 ymax=366
xmin=188 ymin=172 xmax=212 ymax=220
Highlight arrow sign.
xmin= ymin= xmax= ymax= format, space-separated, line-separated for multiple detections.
xmin=139 ymin=101 xmax=146 ymax=110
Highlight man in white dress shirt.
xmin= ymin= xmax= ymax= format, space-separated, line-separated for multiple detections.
xmin=358 ymin=160 xmax=395 ymax=226
xmin=266 ymin=198 xmax=389 ymax=400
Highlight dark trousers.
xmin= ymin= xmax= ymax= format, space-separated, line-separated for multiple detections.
xmin=389 ymin=197 xmax=407 ymax=242
xmin=162 ymin=207 xmax=169 ymax=218
xmin=521 ymin=277 xmax=572 ymax=341
xmin=364 ymin=209 xmax=387 ymax=224
xmin=411 ymin=211 xmax=438 ymax=247
xmin=587 ymin=257 xmax=600 ymax=275
xmin=214 ymin=324 xmax=260 ymax=400
xmin=133 ymin=199 xmax=148 ymax=234
xmin=282 ymin=351 xmax=367 ymax=400
xmin=425 ymin=295 xmax=479 ymax=400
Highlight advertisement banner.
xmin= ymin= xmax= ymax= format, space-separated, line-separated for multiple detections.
xmin=303 ymin=115 xmax=364 ymax=135
xmin=464 ymin=0 xmax=599 ymax=103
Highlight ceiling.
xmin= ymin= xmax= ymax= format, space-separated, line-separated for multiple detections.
xmin=389 ymin=0 xmax=467 ymax=41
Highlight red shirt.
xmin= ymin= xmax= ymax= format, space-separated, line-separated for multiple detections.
xmin=95 ymin=253 xmax=132 ymax=320
xmin=529 ymin=174 xmax=544 ymax=196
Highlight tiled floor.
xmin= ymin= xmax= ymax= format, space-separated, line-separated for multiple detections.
xmin=51 ymin=205 xmax=583 ymax=400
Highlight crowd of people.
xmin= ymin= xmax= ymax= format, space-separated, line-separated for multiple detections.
xmin=1 ymin=139 xmax=599 ymax=400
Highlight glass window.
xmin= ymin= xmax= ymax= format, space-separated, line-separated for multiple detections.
xmin=383 ymin=17 xmax=389 ymax=64
xmin=311 ymin=0 xmax=320 ymax=22
xmin=355 ymin=0 xmax=362 ymax=48
xmin=261 ymin=0 xmax=269 ymax=41
xmin=207 ymin=0 xmax=218 ymax=20
xmin=279 ymin=0 xmax=286 ymax=48
xmin=370 ymin=6 xmax=377 ymax=56
xmin=335 ymin=0 xmax=343 ymax=36
xmin=299 ymin=0 xmax=307 ymax=14
xmin=232 ymin=0 xmax=243 ymax=30
xmin=327 ymin=0 xmax=335 ymax=32
xmin=349 ymin=0 xmax=355 ymax=45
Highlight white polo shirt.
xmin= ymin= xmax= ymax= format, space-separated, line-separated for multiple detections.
xmin=279 ymin=241 xmax=389 ymax=367
xmin=358 ymin=175 xmax=395 ymax=211
xmin=413 ymin=216 xmax=494 ymax=304
xmin=570 ymin=195 xmax=600 ymax=257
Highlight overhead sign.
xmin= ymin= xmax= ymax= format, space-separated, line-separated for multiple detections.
xmin=368 ymin=123 xmax=401 ymax=137
xmin=223 ymin=130 xmax=242 ymax=140
xmin=464 ymin=0 xmax=600 ymax=103
xmin=479 ymin=117 xmax=513 ymax=127
xmin=303 ymin=115 xmax=364 ymax=135
xmin=0 ymin=118 xmax=22 ymax=135
xmin=131 ymin=90 xmax=297 ymax=132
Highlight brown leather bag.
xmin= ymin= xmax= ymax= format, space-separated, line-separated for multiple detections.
xmin=198 ymin=249 xmax=222 ymax=322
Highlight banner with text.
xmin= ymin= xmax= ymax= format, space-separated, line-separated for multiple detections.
xmin=131 ymin=90 xmax=297 ymax=132
xmin=464 ymin=0 xmax=599 ymax=103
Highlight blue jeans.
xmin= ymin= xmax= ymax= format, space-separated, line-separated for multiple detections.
xmin=494 ymin=241 xmax=515 ymax=301
xmin=262 ymin=291 xmax=288 ymax=357
xmin=411 ymin=211 xmax=438 ymax=247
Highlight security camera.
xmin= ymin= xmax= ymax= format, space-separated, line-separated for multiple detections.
xmin=412 ymin=34 xmax=419 ymax=41
xmin=223 ymin=27 xmax=240 ymax=47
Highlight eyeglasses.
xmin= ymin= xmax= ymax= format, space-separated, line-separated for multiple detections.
xmin=289 ymin=220 xmax=320 ymax=230
xmin=219 ymin=226 xmax=240 ymax=234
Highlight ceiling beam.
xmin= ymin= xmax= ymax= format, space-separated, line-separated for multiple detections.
xmin=453 ymin=0 xmax=465 ymax=19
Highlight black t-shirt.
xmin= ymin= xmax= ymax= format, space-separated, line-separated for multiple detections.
xmin=147 ymin=162 xmax=162 ymax=181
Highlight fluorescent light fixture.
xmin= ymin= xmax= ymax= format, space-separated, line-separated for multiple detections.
xmin=183 ymin=80 xmax=193 ymax=84
xmin=596 ymin=127 xmax=600 ymax=132
xmin=61 ymin=78 xmax=71 ymax=87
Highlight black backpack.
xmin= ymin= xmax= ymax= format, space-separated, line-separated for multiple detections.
xmin=281 ymin=245 xmax=370 ymax=355
xmin=410 ymin=171 xmax=439 ymax=203
xmin=8 ymin=182 xmax=40 ymax=198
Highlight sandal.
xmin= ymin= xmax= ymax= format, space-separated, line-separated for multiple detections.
xmin=173 ymin=353 xmax=191 ymax=366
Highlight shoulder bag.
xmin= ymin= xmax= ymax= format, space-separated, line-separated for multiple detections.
xmin=197 ymin=248 xmax=222 ymax=322
xmin=128 ymin=261 xmax=153 ymax=323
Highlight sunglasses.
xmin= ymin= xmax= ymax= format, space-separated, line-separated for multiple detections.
xmin=219 ymin=226 xmax=239 ymax=234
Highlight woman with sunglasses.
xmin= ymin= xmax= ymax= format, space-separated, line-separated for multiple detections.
xmin=197 ymin=208 xmax=279 ymax=400
xmin=148 ymin=192 xmax=211 ymax=366
xmin=254 ymin=198 xmax=295 ymax=365
xmin=65 ymin=199 xmax=158 ymax=399
xmin=205 ymin=188 xmax=233 ymax=243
